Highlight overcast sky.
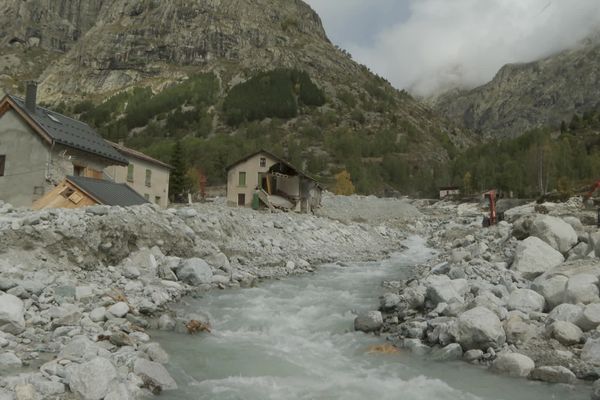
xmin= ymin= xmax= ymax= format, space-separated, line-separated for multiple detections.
xmin=304 ymin=0 xmax=600 ymax=97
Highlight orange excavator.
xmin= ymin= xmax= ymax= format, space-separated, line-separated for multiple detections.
xmin=583 ymin=180 xmax=600 ymax=206
xmin=482 ymin=190 xmax=500 ymax=227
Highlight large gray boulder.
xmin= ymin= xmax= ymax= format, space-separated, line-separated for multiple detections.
xmin=176 ymin=258 xmax=213 ymax=286
xmin=563 ymin=274 xmax=600 ymax=305
xmin=532 ymin=275 xmax=568 ymax=310
xmin=549 ymin=321 xmax=583 ymax=345
xmin=425 ymin=275 xmax=468 ymax=305
xmin=530 ymin=215 xmax=578 ymax=254
xmin=507 ymin=289 xmax=545 ymax=313
xmin=511 ymin=237 xmax=564 ymax=280
xmin=529 ymin=366 xmax=576 ymax=384
xmin=354 ymin=311 xmax=383 ymax=333
xmin=492 ymin=352 xmax=535 ymax=377
xmin=0 ymin=293 xmax=25 ymax=334
xmin=456 ymin=307 xmax=506 ymax=350
xmin=582 ymin=338 xmax=600 ymax=366
xmin=107 ymin=302 xmax=129 ymax=318
xmin=504 ymin=315 xmax=537 ymax=345
xmin=547 ymin=303 xmax=585 ymax=327
xmin=133 ymin=358 xmax=177 ymax=391
xmin=581 ymin=303 xmax=600 ymax=331
xmin=67 ymin=357 xmax=117 ymax=400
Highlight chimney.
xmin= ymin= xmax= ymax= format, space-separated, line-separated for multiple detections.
xmin=25 ymin=81 xmax=37 ymax=112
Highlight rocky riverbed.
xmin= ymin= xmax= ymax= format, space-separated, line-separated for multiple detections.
xmin=0 ymin=195 xmax=418 ymax=400
xmin=354 ymin=196 xmax=600 ymax=399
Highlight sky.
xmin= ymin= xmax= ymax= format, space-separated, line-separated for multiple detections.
xmin=304 ymin=0 xmax=600 ymax=97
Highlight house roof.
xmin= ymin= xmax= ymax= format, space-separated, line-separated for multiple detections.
xmin=225 ymin=149 xmax=319 ymax=183
xmin=67 ymin=175 xmax=149 ymax=206
xmin=2 ymin=95 xmax=128 ymax=165
xmin=107 ymin=141 xmax=173 ymax=170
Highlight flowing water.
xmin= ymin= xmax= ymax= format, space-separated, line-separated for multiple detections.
xmin=153 ymin=236 xmax=589 ymax=400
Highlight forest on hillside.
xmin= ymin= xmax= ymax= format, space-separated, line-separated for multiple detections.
xmin=57 ymin=68 xmax=600 ymax=199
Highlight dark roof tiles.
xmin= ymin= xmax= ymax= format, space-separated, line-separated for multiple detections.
xmin=8 ymin=95 xmax=128 ymax=165
xmin=67 ymin=175 xmax=149 ymax=207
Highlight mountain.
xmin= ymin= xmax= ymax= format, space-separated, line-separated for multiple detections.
xmin=0 ymin=0 xmax=469 ymax=196
xmin=432 ymin=32 xmax=600 ymax=139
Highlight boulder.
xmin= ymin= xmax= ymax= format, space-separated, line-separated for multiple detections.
xmin=380 ymin=293 xmax=401 ymax=311
xmin=430 ymin=343 xmax=463 ymax=361
xmin=14 ymin=385 xmax=38 ymax=400
xmin=547 ymin=303 xmax=584 ymax=327
xmin=89 ymin=307 xmax=106 ymax=323
xmin=67 ymin=357 xmax=117 ymax=400
xmin=133 ymin=358 xmax=177 ymax=391
xmin=463 ymin=349 xmax=484 ymax=362
xmin=492 ymin=352 xmax=535 ymax=377
xmin=507 ymin=289 xmax=545 ymax=313
xmin=0 ymin=351 xmax=22 ymax=368
xmin=549 ymin=321 xmax=582 ymax=345
xmin=581 ymin=303 xmax=600 ymax=331
xmin=143 ymin=343 xmax=169 ymax=364
xmin=504 ymin=315 xmax=537 ymax=345
xmin=107 ymin=302 xmax=129 ymax=318
xmin=532 ymin=275 xmax=568 ymax=310
xmin=0 ymin=293 xmax=25 ymax=334
xmin=425 ymin=275 xmax=467 ymax=305
xmin=59 ymin=336 xmax=102 ymax=361
xmin=176 ymin=258 xmax=213 ymax=286
xmin=563 ymin=274 xmax=600 ymax=305
xmin=456 ymin=307 xmax=506 ymax=350
xmin=529 ymin=366 xmax=576 ymax=384
xmin=354 ymin=311 xmax=383 ymax=333
xmin=511 ymin=237 xmax=564 ymax=280
xmin=582 ymin=338 xmax=600 ymax=365
xmin=530 ymin=215 xmax=578 ymax=254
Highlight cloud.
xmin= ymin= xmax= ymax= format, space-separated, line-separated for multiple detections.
xmin=308 ymin=0 xmax=600 ymax=97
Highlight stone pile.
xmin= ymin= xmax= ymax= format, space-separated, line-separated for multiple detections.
xmin=357 ymin=199 xmax=600 ymax=399
xmin=0 ymin=198 xmax=412 ymax=400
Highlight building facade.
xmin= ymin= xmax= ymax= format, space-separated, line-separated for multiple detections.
xmin=104 ymin=142 xmax=172 ymax=208
xmin=226 ymin=150 xmax=322 ymax=213
xmin=0 ymin=85 xmax=128 ymax=207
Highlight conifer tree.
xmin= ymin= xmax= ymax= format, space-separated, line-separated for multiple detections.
xmin=169 ymin=140 xmax=188 ymax=202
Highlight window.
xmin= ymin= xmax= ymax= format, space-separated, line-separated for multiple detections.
xmin=127 ymin=164 xmax=134 ymax=182
xmin=145 ymin=169 xmax=152 ymax=187
xmin=144 ymin=194 xmax=150 ymax=200
xmin=155 ymin=196 xmax=161 ymax=205
xmin=60 ymin=187 xmax=75 ymax=199
xmin=260 ymin=157 xmax=266 ymax=168
xmin=238 ymin=171 xmax=246 ymax=186
xmin=0 ymin=155 xmax=5 ymax=177
xmin=73 ymin=165 xmax=84 ymax=176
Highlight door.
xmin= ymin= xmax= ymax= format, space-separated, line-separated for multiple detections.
xmin=238 ymin=193 xmax=246 ymax=206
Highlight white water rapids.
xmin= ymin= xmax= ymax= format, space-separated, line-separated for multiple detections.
xmin=153 ymin=236 xmax=588 ymax=400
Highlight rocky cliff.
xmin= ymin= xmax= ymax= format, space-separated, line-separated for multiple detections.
xmin=432 ymin=33 xmax=600 ymax=139
xmin=0 ymin=0 xmax=467 ymax=195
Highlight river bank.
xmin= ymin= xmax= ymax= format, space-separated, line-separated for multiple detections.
xmin=358 ymin=197 xmax=600 ymax=399
xmin=0 ymin=195 xmax=419 ymax=400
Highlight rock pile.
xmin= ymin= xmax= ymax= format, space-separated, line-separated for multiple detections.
xmin=0 ymin=198 xmax=411 ymax=400
xmin=363 ymin=199 xmax=600 ymax=398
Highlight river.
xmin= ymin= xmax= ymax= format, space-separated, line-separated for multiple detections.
xmin=152 ymin=236 xmax=588 ymax=400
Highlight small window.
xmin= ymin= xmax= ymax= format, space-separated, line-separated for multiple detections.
xmin=60 ymin=187 xmax=75 ymax=199
xmin=68 ymin=192 xmax=83 ymax=204
xmin=238 ymin=171 xmax=246 ymax=187
xmin=155 ymin=196 xmax=161 ymax=204
xmin=260 ymin=157 xmax=266 ymax=168
xmin=144 ymin=194 xmax=150 ymax=200
xmin=33 ymin=186 xmax=44 ymax=195
xmin=145 ymin=169 xmax=152 ymax=187
xmin=0 ymin=155 xmax=5 ymax=177
xmin=127 ymin=164 xmax=134 ymax=182
xmin=73 ymin=165 xmax=84 ymax=176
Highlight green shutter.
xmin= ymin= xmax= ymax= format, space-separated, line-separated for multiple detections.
xmin=239 ymin=171 xmax=246 ymax=186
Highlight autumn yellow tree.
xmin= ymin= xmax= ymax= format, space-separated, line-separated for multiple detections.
xmin=334 ymin=170 xmax=356 ymax=195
